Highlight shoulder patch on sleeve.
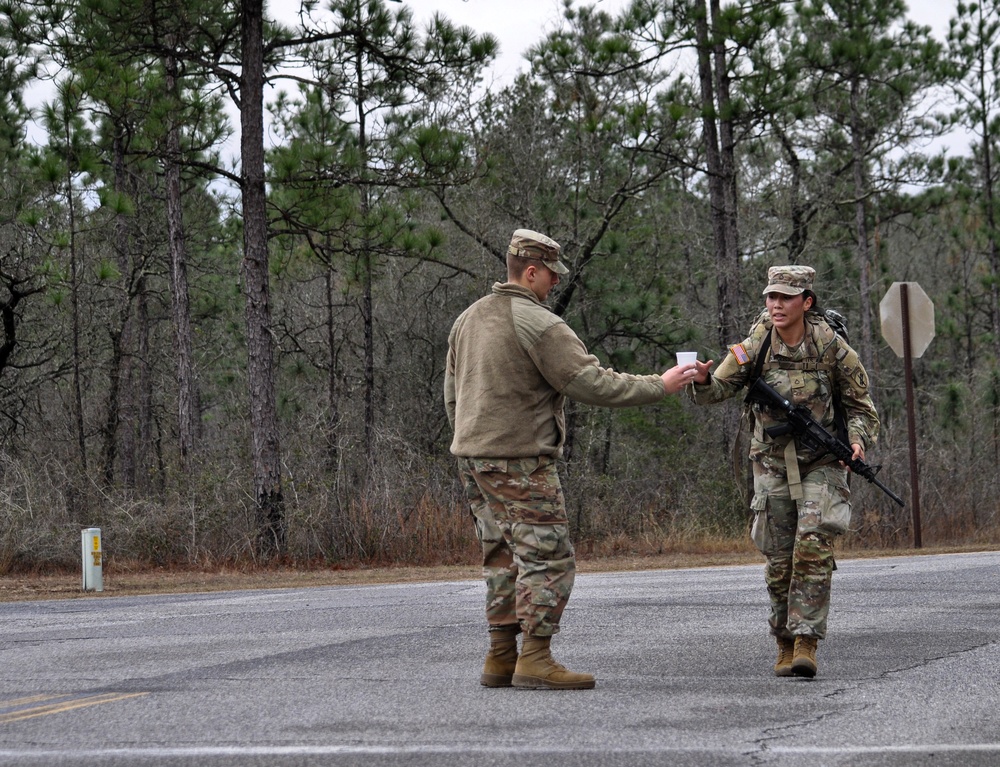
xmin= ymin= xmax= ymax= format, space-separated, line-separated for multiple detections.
xmin=730 ymin=343 xmax=751 ymax=365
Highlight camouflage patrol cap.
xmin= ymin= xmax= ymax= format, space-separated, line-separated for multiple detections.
xmin=762 ymin=265 xmax=815 ymax=296
xmin=507 ymin=229 xmax=569 ymax=275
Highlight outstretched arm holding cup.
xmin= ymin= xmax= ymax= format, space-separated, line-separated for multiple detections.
xmin=662 ymin=361 xmax=699 ymax=394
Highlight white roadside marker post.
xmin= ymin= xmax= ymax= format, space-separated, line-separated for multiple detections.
xmin=82 ymin=528 xmax=103 ymax=592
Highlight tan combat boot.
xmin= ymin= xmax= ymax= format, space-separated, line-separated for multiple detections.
xmin=511 ymin=635 xmax=595 ymax=690
xmin=480 ymin=625 xmax=520 ymax=687
xmin=791 ymin=635 xmax=818 ymax=678
xmin=774 ymin=636 xmax=795 ymax=677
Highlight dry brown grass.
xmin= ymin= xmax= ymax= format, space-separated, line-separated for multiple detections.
xmin=2 ymin=543 xmax=994 ymax=603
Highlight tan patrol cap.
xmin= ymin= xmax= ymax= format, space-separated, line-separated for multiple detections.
xmin=763 ymin=265 xmax=815 ymax=296
xmin=507 ymin=229 xmax=569 ymax=275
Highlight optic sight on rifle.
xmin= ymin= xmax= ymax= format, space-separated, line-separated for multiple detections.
xmin=746 ymin=377 xmax=905 ymax=507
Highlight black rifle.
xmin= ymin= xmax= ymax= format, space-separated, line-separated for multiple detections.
xmin=746 ymin=377 xmax=905 ymax=506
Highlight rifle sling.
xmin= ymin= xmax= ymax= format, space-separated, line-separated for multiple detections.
xmin=781 ymin=438 xmax=843 ymax=499
xmin=784 ymin=440 xmax=802 ymax=500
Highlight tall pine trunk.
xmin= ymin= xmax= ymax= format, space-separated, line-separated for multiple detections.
xmin=695 ymin=0 xmax=741 ymax=458
xmin=165 ymin=51 xmax=201 ymax=469
xmin=981 ymin=88 xmax=1000 ymax=359
xmin=324 ymin=265 xmax=340 ymax=472
xmin=102 ymin=127 xmax=137 ymax=488
xmin=694 ymin=5 xmax=729 ymax=353
xmin=65 ymin=120 xmax=87 ymax=481
xmin=710 ymin=0 xmax=741 ymax=339
xmin=241 ymin=0 xmax=285 ymax=557
xmin=354 ymin=34 xmax=376 ymax=471
xmin=850 ymin=78 xmax=875 ymax=373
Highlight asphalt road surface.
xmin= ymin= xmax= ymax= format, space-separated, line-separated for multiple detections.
xmin=0 ymin=551 xmax=998 ymax=766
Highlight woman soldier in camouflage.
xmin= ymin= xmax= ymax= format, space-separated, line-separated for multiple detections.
xmin=690 ymin=266 xmax=880 ymax=678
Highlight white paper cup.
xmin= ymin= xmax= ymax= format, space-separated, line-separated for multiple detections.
xmin=676 ymin=351 xmax=698 ymax=366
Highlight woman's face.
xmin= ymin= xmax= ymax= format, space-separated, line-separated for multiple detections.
xmin=765 ymin=291 xmax=813 ymax=336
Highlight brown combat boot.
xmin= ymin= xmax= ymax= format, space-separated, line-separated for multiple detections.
xmin=791 ymin=635 xmax=818 ymax=678
xmin=511 ymin=635 xmax=595 ymax=690
xmin=480 ymin=625 xmax=520 ymax=687
xmin=774 ymin=636 xmax=795 ymax=677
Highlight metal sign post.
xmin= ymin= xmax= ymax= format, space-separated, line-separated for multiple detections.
xmin=899 ymin=285 xmax=921 ymax=548
xmin=879 ymin=282 xmax=935 ymax=549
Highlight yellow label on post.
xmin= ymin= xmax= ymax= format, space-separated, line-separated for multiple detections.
xmin=92 ymin=552 xmax=102 ymax=566
xmin=92 ymin=536 xmax=100 ymax=551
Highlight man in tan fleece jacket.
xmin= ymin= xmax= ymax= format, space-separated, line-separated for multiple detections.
xmin=445 ymin=228 xmax=697 ymax=690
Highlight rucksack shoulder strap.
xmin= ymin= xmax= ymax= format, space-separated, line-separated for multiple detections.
xmin=750 ymin=328 xmax=772 ymax=383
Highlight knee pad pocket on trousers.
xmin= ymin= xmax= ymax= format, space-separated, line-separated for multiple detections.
xmin=510 ymin=523 xmax=574 ymax=564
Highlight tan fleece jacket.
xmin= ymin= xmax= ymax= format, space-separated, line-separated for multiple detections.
xmin=445 ymin=282 xmax=665 ymax=459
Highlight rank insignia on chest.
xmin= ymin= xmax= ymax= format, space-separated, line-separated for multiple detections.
xmin=730 ymin=343 xmax=751 ymax=365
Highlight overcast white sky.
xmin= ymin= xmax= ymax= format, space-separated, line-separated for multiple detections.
xmin=258 ymin=0 xmax=959 ymax=160
xmin=266 ymin=0 xmax=953 ymax=84
xmin=20 ymin=0 xmax=962 ymax=159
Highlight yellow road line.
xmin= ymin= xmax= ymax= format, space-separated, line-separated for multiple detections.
xmin=0 ymin=692 xmax=147 ymax=724
xmin=0 ymin=694 xmax=62 ymax=708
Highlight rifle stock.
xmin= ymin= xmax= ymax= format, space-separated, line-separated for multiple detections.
xmin=746 ymin=377 xmax=905 ymax=507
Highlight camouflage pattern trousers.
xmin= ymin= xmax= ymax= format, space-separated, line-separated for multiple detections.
xmin=457 ymin=456 xmax=575 ymax=637
xmin=751 ymin=462 xmax=851 ymax=640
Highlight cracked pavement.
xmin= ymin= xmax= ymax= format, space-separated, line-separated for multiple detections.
xmin=0 ymin=551 xmax=997 ymax=766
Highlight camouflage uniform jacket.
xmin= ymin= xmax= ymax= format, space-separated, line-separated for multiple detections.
xmin=445 ymin=282 xmax=665 ymax=459
xmin=692 ymin=311 xmax=880 ymax=475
